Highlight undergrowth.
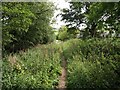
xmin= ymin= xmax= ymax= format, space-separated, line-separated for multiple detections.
xmin=2 ymin=43 xmax=63 ymax=89
xmin=62 ymin=38 xmax=120 ymax=88
xmin=2 ymin=38 xmax=120 ymax=89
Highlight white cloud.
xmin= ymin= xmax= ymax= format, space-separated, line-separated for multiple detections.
xmin=51 ymin=0 xmax=70 ymax=29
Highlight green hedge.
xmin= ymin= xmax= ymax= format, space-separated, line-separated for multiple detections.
xmin=62 ymin=38 xmax=120 ymax=88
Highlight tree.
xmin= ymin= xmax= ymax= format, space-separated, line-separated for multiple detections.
xmin=57 ymin=26 xmax=69 ymax=41
xmin=2 ymin=2 xmax=55 ymax=53
xmin=57 ymin=26 xmax=80 ymax=41
xmin=61 ymin=2 xmax=120 ymax=38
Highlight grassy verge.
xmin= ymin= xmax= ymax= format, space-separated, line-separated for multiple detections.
xmin=2 ymin=43 xmax=63 ymax=89
xmin=62 ymin=38 xmax=120 ymax=88
xmin=2 ymin=38 xmax=120 ymax=89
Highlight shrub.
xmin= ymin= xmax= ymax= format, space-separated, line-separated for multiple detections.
xmin=2 ymin=43 xmax=62 ymax=89
xmin=62 ymin=38 xmax=120 ymax=88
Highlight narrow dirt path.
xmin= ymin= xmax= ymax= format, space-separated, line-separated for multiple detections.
xmin=58 ymin=56 xmax=67 ymax=90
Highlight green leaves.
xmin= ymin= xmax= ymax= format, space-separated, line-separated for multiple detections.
xmin=57 ymin=26 xmax=79 ymax=41
xmin=62 ymin=38 xmax=120 ymax=88
xmin=2 ymin=38 xmax=120 ymax=89
xmin=2 ymin=43 xmax=62 ymax=89
xmin=61 ymin=2 xmax=120 ymax=38
xmin=2 ymin=2 xmax=55 ymax=53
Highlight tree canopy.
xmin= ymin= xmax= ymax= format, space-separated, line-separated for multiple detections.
xmin=61 ymin=2 xmax=120 ymax=38
xmin=2 ymin=2 xmax=55 ymax=53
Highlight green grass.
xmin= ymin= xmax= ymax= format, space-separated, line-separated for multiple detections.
xmin=2 ymin=38 xmax=120 ymax=89
xmin=2 ymin=43 xmax=63 ymax=89
xmin=62 ymin=38 xmax=120 ymax=88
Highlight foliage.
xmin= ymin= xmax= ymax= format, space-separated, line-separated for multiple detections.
xmin=57 ymin=26 xmax=79 ymax=41
xmin=2 ymin=1 xmax=120 ymax=89
xmin=2 ymin=38 xmax=120 ymax=89
xmin=62 ymin=38 xmax=120 ymax=88
xmin=61 ymin=2 xmax=120 ymax=38
xmin=57 ymin=26 xmax=69 ymax=41
xmin=2 ymin=2 xmax=55 ymax=53
xmin=2 ymin=43 xmax=62 ymax=89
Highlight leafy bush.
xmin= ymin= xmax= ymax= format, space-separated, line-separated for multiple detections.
xmin=2 ymin=38 xmax=120 ymax=89
xmin=2 ymin=43 xmax=62 ymax=89
xmin=57 ymin=26 xmax=79 ymax=41
xmin=2 ymin=2 xmax=55 ymax=53
xmin=62 ymin=38 xmax=120 ymax=88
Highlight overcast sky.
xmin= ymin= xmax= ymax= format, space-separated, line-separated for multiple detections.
xmin=51 ymin=0 xmax=87 ymax=30
xmin=51 ymin=0 xmax=70 ymax=29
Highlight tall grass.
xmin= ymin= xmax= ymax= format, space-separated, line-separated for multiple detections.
xmin=2 ymin=38 xmax=120 ymax=89
xmin=2 ymin=43 xmax=63 ymax=89
xmin=62 ymin=38 xmax=120 ymax=88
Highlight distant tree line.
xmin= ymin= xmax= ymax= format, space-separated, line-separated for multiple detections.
xmin=57 ymin=26 xmax=80 ymax=41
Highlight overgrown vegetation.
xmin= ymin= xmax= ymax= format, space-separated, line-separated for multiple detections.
xmin=57 ymin=26 xmax=80 ymax=41
xmin=2 ymin=2 xmax=120 ymax=89
xmin=2 ymin=43 xmax=62 ymax=89
xmin=2 ymin=2 xmax=55 ymax=53
xmin=2 ymin=38 xmax=120 ymax=89
xmin=62 ymin=39 xmax=120 ymax=88
xmin=61 ymin=2 xmax=120 ymax=38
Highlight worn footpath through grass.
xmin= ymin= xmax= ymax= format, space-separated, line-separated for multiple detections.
xmin=2 ymin=42 xmax=67 ymax=89
xmin=2 ymin=38 xmax=120 ymax=89
xmin=58 ymin=55 xmax=67 ymax=89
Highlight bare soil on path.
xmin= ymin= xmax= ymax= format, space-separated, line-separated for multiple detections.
xmin=58 ymin=56 xmax=67 ymax=90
